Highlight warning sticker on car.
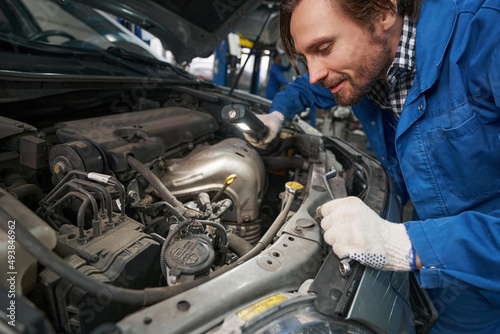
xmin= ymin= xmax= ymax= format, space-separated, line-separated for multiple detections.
xmin=236 ymin=294 xmax=288 ymax=321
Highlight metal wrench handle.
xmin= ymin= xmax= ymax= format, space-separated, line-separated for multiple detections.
xmin=323 ymin=167 xmax=358 ymax=277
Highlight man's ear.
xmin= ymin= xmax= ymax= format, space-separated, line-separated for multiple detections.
xmin=377 ymin=5 xmax=399 ymax=32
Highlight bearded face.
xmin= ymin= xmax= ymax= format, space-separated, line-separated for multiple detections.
xmin=290 ymin=0 xmax=398 ymax=106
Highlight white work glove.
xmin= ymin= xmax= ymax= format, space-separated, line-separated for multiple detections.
xmin=333 ymin=106 xmax=352 ymax=119
xmin=320 ymin=197 xmax=416 ymax=271
xmin=244 ymin=111 xmax=284 ymax=149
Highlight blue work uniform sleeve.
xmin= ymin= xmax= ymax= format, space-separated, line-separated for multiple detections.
xmin=270 ymin=73 xmax=337 ymax=121
xmin=406 ymin=208 xmax=500 ymax=307
xmin=274 ymin=64 xmax=292 ymax=86
xmin=490 ymin=45 xmax=500 ymax=109
xmin=274 ymin=68 xmax=290 ymax=86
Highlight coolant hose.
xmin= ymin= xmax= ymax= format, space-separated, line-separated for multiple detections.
xmin=1 ymin=168 xmax=45 ymax=201
xmin=9 ymin=184 xmax=45 ymax=201
xmin=197 ymin=220 xmax=228 ymax=264
xmin=127 ymin=156 xmax=186 ymax=215
xmin=234 ymin=191 xmax=295 ymax=263
xmin=227 ymin=232 xmax=253 ymax=257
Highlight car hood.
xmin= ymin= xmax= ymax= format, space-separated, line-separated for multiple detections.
xmin=74 ymin=0 xmax=262 ymax=63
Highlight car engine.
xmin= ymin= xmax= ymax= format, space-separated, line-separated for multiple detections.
xmin=0 ymin=93 xmax=325 ymax=331
xmin=0 ymin=86 xmax=436 ymax=334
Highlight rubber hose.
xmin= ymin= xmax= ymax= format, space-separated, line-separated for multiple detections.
xmin=227 ymin=233 xmax=253 ymax=257
xmin=172 ymin=192 xmax=296 ymax=287
xmin=1 ymin=169 xmax=26 ymax=189
xmin=261 ymin=156 xmax=308 ymax=170
xmin=160 ymin=221 xmax=191 ymax=279
xmin=127 ymin=156 xmax=185 ymax=215
xmin=196 ymin=220 xmax=228 ymax=264
xmin=234 ymin=192 xmax=294 ymax=263
xmin=9 ymin=184 xmax=45 ymax=201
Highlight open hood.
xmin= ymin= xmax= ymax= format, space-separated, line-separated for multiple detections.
xmin=73 ymin=0 xmax=263 ymax=63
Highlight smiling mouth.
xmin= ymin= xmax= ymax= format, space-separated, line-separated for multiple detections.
xmin=329 ymin=80 xmax=345 ymax=94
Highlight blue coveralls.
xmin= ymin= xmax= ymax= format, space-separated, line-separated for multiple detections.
xmin=265 ymin=63 xmax=291 ymax=100
xmin=270 ymin=0 xmax=500 ymax=332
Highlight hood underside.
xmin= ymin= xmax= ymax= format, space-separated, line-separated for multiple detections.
xmin=74 ymin=0 xmax=263 ymax=63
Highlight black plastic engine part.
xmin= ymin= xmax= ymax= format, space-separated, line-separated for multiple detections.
xmin=19 ymin=135 xmax=48 ymax=170
xmin=54 ymin=107 xmax=219 ymax=172
xmin=48 ymin=140 xmax=104 ymax=182
xmin=36 ymin=218 xmax=161 ymax=334
xmin=165 ymin=235 xmax=215 ymax=276
xmin=309 ymin=251 xmax=363 ymax=318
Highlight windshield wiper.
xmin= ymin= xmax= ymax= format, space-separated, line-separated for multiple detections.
xmin=0 ymin=33 xmax=150 ymax=76
xmin=0 ymin=33 xmax=194 ymax=78
xmin=97 ymin=47 xmax=151 ymax=76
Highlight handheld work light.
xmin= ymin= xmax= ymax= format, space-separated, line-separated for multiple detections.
xmin=221 ymin=104 xmax=268 ymax=140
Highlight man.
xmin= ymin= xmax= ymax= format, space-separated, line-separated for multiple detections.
xmin=251 ymin=0 xmax=500 ymax=332
xmin=265 ymin=52 xmax=291 ymax=100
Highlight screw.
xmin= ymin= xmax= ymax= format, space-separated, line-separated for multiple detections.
xmin=128 ymin=190 xmax=139 ymax=202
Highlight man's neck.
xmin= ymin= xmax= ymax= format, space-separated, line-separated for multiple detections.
xmin=383 ymin=14 xmax=405 ymax=77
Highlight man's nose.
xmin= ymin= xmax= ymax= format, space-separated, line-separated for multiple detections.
xmin=308 ymin=57 xmax=328 ymax=85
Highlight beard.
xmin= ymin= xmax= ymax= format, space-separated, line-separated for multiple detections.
xmin=321 ymin=37 xmax=392 ymax=106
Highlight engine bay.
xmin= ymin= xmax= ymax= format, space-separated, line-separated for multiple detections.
xmin=0 ymin=94 xmax=328 ymax=331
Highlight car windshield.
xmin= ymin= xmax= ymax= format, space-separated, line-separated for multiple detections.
xmin=0 ymin=0 xmax=160 ymax=60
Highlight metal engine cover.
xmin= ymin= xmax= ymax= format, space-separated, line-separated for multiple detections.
xmin=161 ymin=138 xmax=265 ymax=224
xmin=54 ymin=107 xmax=219 ymax=172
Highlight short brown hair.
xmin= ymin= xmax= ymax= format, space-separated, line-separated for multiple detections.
xmin=280 ymin=0 xmax=422 ymax=71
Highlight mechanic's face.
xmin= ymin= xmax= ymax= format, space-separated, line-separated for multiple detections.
xmin=290 ymin=0 xmax=397 ymax=106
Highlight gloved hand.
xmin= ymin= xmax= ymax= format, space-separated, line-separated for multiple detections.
xmin=244 ymin=111 xmax=284 ymax=149
xmin=320 ymin=196 xmax=416 ymax=271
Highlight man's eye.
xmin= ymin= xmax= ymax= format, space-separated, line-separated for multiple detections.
xmin=319 ymin=45 xmax=331 ymax=53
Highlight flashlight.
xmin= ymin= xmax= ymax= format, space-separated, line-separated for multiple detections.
xmin=221 ymin=104 xmax=268 ymax=140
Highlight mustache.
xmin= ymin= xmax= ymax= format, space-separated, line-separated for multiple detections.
xmin=320 ymin=74 xmax=349 ymax=89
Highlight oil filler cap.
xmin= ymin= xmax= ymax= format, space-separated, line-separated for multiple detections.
xmin=165 ymin=235 xmax=215 ymax=276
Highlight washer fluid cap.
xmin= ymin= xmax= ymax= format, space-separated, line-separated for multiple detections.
xmin=165 ymin=235 xmax=215 ymax=276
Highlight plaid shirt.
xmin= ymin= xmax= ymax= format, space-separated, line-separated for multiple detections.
xmin=367 ymin=15 xmax=416 ymax=118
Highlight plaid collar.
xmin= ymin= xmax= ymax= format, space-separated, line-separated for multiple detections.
xmin=390 ymin=15 xmax=416 ymax=75
xmin=367 ymin=15 xmax=417 ymax=117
